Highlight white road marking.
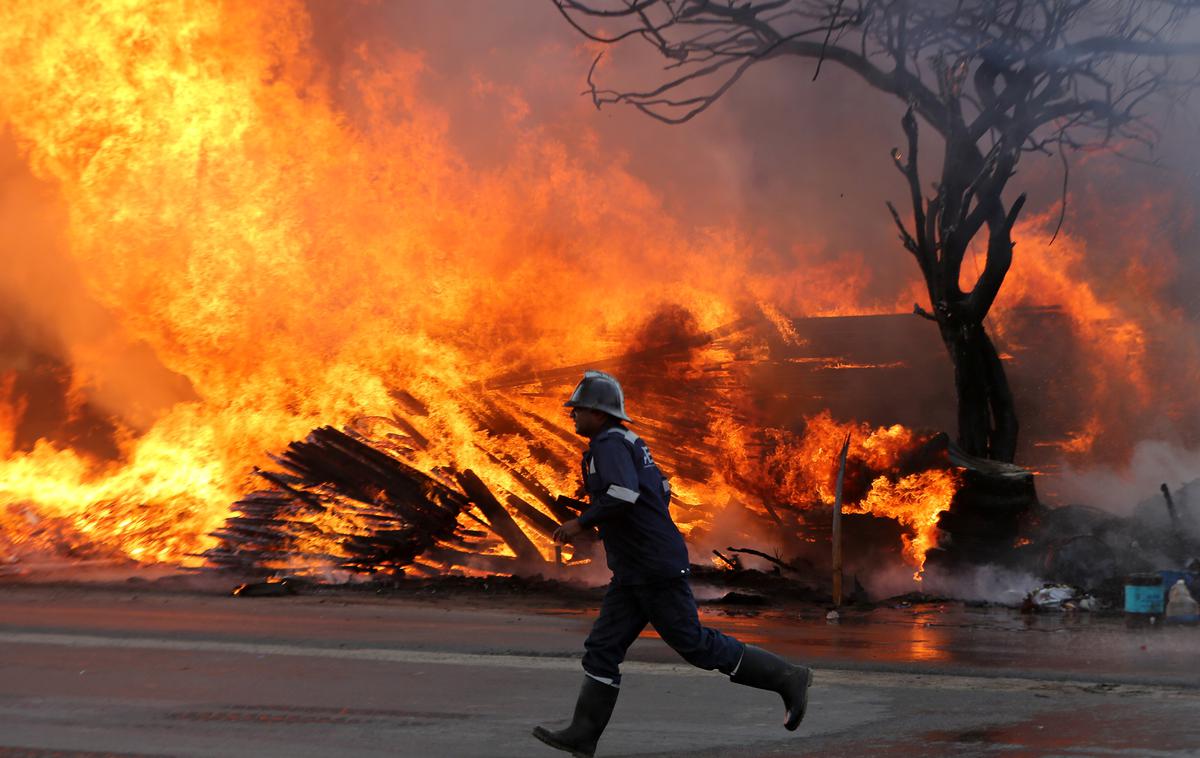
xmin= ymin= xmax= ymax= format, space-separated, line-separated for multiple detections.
xmin=0 ymin=630 xmax=1193 ymax=699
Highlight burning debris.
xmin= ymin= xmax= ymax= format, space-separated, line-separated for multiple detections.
xmin=2 ymin=309 xmax=1014 ymax=583
xmin=1022 ymin=584 xmax=1099 ymax=613
xmin=206 ymin=425 xmax=475 ymax=577
xmin=203 ymin=347 xmax=1035 ymax=587
xmin=0 ymin=1 xmax=1196 ymax=602
xmin=0 ymin=300 xmax=1049 ymax=589
xmin=925 ymin=445 xmax=1038 ymax=573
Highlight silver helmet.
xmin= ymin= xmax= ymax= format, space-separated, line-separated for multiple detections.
xmin=564 ymin=370 xmax=631 ymax=422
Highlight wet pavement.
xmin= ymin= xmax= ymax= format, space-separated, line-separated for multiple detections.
xmin=0 ymin=584 xmax=1196 ymax=756
xmin=728 ymin=602 xmax=1200 ymax=687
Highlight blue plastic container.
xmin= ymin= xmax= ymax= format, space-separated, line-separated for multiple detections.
xmin=1125 ymin=574 xmax=1164 ymax=615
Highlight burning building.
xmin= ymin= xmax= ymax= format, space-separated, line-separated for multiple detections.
xmin=0 ymin=2 xmax=1197 ymax=593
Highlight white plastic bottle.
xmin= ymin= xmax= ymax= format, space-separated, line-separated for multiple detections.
xmin=1165 ymin=580 xmax=1199 ymax=623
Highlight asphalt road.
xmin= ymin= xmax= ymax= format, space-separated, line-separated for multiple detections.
xmin=0 ymin=584 xmax=1197 ymax=757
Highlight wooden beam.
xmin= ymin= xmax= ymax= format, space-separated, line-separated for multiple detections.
xmin=458 ymin=470 xmax=544 ymax=565
xmin=832 ymin=432 xmax=851 ymax=608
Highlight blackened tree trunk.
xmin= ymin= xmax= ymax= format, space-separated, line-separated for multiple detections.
xmin=943 ymin=321 xmax=1018 ymax=462
xmin=891 ymin=101 xmax=1026 ymax=463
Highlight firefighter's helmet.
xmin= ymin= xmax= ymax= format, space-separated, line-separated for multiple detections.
xmin=564 ymin=370 xmax=631 ymax=422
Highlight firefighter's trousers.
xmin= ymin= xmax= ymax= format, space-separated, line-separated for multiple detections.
xmin=581 ymin=576 xmax=744 ymax=686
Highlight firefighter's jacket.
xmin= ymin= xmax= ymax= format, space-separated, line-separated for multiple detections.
xmin=577 ymin=425 xmax=690 ymax=584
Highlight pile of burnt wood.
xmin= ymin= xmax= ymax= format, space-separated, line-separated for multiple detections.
xmin=205 ymin=318 xmax=751 ymax=579
xmin=203 ymin=423 xmax=587 ymax=578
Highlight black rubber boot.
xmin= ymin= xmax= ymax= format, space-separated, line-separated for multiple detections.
xmin=729 ymin=645 xmax=813 ymax=731
xmin=532 ymin=676 xmax=620 ymax=757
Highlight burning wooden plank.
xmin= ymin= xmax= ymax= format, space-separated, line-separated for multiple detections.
xmin=505 ymin=494 xmax=562 ymax=541
xmin=457 ymin=470 xmax=544 ymax=565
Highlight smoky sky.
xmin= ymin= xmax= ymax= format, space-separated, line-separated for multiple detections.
xmin=304 ymin=0 xmax=1200 ymax=314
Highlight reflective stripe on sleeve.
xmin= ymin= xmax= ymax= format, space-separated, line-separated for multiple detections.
xmin=606 ymin=484 xmax=639 ymax=503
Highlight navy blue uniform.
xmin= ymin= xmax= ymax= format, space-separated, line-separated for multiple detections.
xmin=578 ymin=426 xmax=688 ymax=583
xmin=578 ymin=426 xmax=743 ymax=686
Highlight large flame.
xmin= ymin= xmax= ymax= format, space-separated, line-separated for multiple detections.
xmin=0 ymin=1 xmax=1192 ymax=576
xmin=718 ymin=412 xmax=958 ymax=572
xmin=0 ymin=0 xmax=794 ymax=566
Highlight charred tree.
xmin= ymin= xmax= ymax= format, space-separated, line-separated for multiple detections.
xmin=555 ymin=0 xmax=1200 ymax=461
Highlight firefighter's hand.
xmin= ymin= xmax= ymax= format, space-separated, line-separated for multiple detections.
xmin=553 ymin=519 xmax=584 ymax=545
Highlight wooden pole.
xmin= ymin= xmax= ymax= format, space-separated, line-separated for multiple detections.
xmin=1162 ymin=483 xmax=1186 ymax=560
xmin=832 ymin=432 xmax=851 ymax=608
xmin=1161 ymin=483 xmax=1181 ymax=530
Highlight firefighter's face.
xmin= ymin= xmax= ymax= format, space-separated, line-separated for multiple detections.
xmin=571 ymin=407 xmax=607 ymax=437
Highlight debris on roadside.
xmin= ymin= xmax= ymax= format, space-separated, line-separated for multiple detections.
xmin=886 ymin=591 xmax=954 ymax=607
xmin=711 ymin=549 xmax=741 ymax=571
xmin=688 ymin=564 xmax=828 ymax=605
xmin=707 ymin=591 xmax=770 ymax=607
xmin=232 ymin=579 xmax=297 ymax=597
xmin=1022 ymin=583 xmax=1098 ymax=612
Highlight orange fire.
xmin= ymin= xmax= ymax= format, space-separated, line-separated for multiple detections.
xmin=721 ymin=412 xmax=958 ymax=573
xmin=0 ymin=1 xmax=1188 ymax=580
